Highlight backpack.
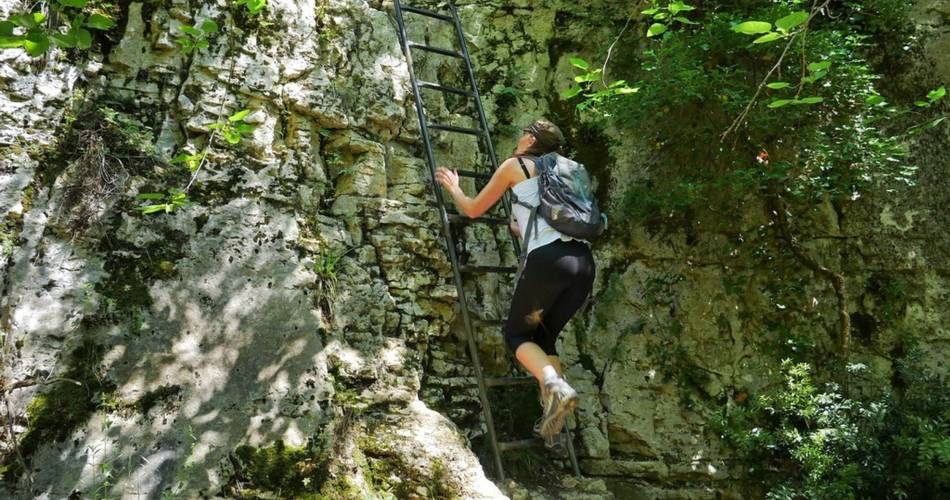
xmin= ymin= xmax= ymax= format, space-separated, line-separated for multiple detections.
xmin=510 ymin=152 xmax=607 ymax=270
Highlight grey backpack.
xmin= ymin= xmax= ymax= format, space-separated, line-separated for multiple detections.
xmin=511 ymin=153 xmax=607 ymax=265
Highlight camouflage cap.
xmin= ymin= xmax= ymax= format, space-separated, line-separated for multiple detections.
xmin=522 ymin=119 xmax=565 ymax=149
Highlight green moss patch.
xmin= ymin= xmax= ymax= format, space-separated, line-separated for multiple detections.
xmin=224 ymin=439 xmax=327 ymax=498
xmin=1 ymin=340 xmax=115 ymax=485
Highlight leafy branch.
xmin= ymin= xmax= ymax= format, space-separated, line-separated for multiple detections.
xmin=135 ymin=108 xmax=255 ymax=214
xmin=720 ymin=0 xmax=832 ymax=141
xmin=0 ymin=0 xmax=116 ymax=56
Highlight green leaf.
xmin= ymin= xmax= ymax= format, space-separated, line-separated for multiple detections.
xmin=647 ymin=23 xmax=667 ymax=37
xmin=0 ymin=36 xmax=24 ymax=49
xmin=136 ymin=192 xmax=166 ymax=200
xmin=51 ymin=32 xmax=78 ymax=48
xmin=573 ymin=70 xmax=601 ymax=83
xmin=229 ymin=109 xmax=251 ymax=122
xmin=86 ymin=14 xmax=116 ymax=30
xmin=569 ymin=57 xmax=589 ymax=70
xmin=201 ymin=20 xmax=219 ymax=34
xmin=222 ymin=129 xmax=241 ymax=144
xmin=23 ymin=31 xmax=49 ymax=56
xmin=195 ymin=38 xmax=209 ymax=49
xmin=641 ymin=8 xmax=658 ymax=15
xmin=768 ymin=99 xmax=794 ymax=108
xmin=734 ymin=21 xmax=772 ymax=35
xmin=775 ymin=11 xmax=809 ymax=32
xmin=140 ymin=204 xmax=170 ymax=214
xmin=767 ymin=82 xmax=791 ymax=89
xmin=914 ymin=100 xmax=930 ymax=107
xmin=807 ymin=61 xmax=831 ymax=72
xmin=57 ymin=0 xmax=87 ymax=7
xmin=668 ymin=2 xmax=695 ymax=15
xmin=11 ymin=13 xmax=38 ymax=28
xmin=615 ymin=86 xmax=639 ymax=94
xmin=0 ymin=21 xmax=15 ymax=36
xmin=180 ymin=25 xmax=202 ymax=37
xmin=797 ymin=96 xmax=824 ymax=104
xmin=753 ymin=32 xmax=783 ymax=44
xmin=560 ymin=85 xmax=583 ymax=99
xmin=175 ymin=37 xmax=194 ymax=54
xmin=653 ymin=12 xmax=668 ymax=20
xmin=927 ymin=86 xmax=946 ymax=102
xmin=234 ymin=123 xmax=256 ymax=135
xmin=865 ymin=95 xmax=885 ymax=106
xmin=245 ymin=0 xmax=267 ymax=14
xmin=674 ymin=16 xmax=698 ymax=25
xmin=76 ymin=28 xmax=92 ymax=49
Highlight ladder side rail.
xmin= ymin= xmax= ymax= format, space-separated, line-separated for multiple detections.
xmin=448 ymin=3 xmax=523 ymax=258
xmin=393 ymin=0 xmax=508 ymax=484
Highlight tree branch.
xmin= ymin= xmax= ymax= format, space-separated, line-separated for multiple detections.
xmin=721 ymin=0 xmax=832 ymax=141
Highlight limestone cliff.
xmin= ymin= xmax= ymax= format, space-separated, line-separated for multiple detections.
xmin=0 ymin=0 xmax=947 ymax=499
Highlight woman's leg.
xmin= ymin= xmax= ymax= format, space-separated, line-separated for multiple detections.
xmin=516 ymin=342 xmax=555 ymax=384
xmin=503 ymin=245 xmax=571 ymax=384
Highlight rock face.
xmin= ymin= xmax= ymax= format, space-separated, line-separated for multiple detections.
xmin=0 ymin=0 xmax=947 ymax=499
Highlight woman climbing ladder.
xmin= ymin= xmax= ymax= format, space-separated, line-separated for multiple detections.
xmin=434 ymin=119 xmax=596 ymax=449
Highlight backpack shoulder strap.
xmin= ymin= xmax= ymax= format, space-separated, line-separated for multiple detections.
xmin=515 ymin=156 xmax=533 ymax=179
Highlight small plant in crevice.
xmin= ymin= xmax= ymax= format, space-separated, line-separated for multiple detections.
xmin=234 ymin=0 xmax=267 ymax=16
xmin=0 ymin=0 xmax=117 ymax=57
xmin=135 ymin=108 xmax=257 ymax=215
xmin=312 ymin=246 xmax=357 ymax=320
xmin=173 ymin=19 xmax=219 ymax=54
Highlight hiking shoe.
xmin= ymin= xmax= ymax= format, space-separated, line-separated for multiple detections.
xmin=540 ymin=377 xmax=578 ymax=439
xmin=532 ymin=417 xmax=567 ymax=455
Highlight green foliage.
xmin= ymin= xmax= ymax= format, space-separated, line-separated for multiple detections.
xmin=174 ymin=19 xmax=218 ymax=54
xmin=0 ymin=0 xmax=115 ymax=56
xmin=560 ymin=57 xmax=638 ymax=111
xmin=207 ymin=108 xmax=256 ymax=145
xmin=234 ymin=0 xmax=267 ymax=15
xmin=313 ymin=246 xmax=354 ymax=282
xmin=135 ymin=188 xmax=191 ymax=214
xmin=641 ymin=1 xmax=699 ymax=38
xmin=566 ymin=1 xmax=932 ymax=238
xmin=137 ymin=109 xmax=255 ymax=216
xmin=716 ymin=358 xmax=950 ymax=499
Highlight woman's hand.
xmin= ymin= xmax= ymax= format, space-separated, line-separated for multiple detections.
xmin=435 ymin=166 xmax=460 ymax=193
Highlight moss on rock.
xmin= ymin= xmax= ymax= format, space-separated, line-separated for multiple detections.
xmin=224 ymin=439 xmax=326 ymax=498
xmin=1 ymin=340 xmax=115 ymax=485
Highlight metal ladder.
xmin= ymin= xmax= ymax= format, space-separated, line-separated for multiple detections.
xmin=392 ymin=0 xmax=581 ymax=484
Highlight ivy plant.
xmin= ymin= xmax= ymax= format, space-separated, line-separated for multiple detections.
xmin=0 ymin=0 xmax=115 ymax=56
xmin=174 ymin=19 xmax=218 ymax=54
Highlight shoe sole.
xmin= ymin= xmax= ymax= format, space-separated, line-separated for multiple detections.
xmin=540 ymin=392 xmax=577 ymax=438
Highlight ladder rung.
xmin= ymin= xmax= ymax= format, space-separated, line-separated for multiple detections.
xmin=407 ymin=41 xmax=463 ymax=58
xmin=485 ymin=376 xmax=535 ymax=388
xmin=428 ymin=123 xmax=485 ymax=136
xmin=459 ymin=265 xmax=517 ymax=274
xmin=401 ymin=5 xmax=452 ymax=22
xmin=497 ymin=438 xmax=543 ymax=452
xmin=473 ymin=317 xmax=505 ymax=326
xmin=447 ymin=214 xmax=507 ymax=226
xmin=418 ymin=80 xmax=474 ymax=97
xmin=455 ymin=169 xmax=492 ymax=180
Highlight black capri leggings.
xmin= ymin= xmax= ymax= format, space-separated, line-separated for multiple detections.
xmin=503 ymin=239 xmax=596 ymax=356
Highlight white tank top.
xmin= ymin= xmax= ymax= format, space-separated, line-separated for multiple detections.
xmin=510 ymin=175 xmax=586 ymax=256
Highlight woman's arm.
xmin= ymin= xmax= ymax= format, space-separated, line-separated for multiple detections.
xmin=435 ymin=159 xmax=516 ymax=218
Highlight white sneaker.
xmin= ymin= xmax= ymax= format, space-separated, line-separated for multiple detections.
xmin=540 ymin=377 xmax=578 ymax=439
